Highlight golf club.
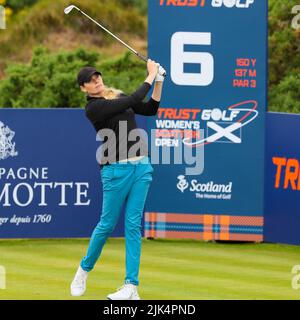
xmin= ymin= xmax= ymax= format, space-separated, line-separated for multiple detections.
xmin=64 ymin=5 xmax=166 ymax=76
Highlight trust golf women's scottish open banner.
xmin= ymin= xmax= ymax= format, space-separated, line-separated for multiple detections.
xmin=145 ymin=0 xmax=267 ymax=241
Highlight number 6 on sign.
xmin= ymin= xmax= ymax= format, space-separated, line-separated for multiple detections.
xmin=171 ymin=32 xmax=214 ymax=86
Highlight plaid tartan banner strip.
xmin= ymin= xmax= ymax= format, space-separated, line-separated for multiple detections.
xmin=144 ymin=212 xmax=263 ymax=242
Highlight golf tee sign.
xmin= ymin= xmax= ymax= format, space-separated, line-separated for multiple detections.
xmin=145 ymin=0 xmax=267 ymax=241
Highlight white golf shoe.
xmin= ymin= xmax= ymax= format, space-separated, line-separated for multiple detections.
xmin=107 ymin=284 xmax=140 ymax=300
xmin=70 ymin=265 xmax=88 ymax=297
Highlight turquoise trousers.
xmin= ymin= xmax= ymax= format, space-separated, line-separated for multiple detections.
xmin=80 ymin=156 xmax=153 ymax=286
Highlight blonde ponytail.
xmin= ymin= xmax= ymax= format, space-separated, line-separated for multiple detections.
xmin=102 ymin=86 xmax=124 ymax=100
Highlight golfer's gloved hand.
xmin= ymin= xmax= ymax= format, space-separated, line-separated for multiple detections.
xmin=155 ymin=64 xmax=166 ymax=82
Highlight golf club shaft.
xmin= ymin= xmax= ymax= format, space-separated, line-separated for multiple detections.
xmin=75 ymin=8 xmax=148 ymax=62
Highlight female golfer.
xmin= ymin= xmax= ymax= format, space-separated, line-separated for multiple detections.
xmin=71 ymin=59 xmax=164 ymax=300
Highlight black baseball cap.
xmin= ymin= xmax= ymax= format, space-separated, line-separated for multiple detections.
xmin=77 ymin=67 xmax=102 ymax=86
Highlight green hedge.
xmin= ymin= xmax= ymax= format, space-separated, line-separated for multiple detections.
xmin=0 ymin=47 xmax=146 ymax=108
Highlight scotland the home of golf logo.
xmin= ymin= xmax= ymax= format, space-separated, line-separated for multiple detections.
xmin=177 ymin=175 xmax=189 ymax=193
xmin=177 ymin=175 xmax=233 ymax=195
xmin=0 ymin=121 xmax=18 ymax=160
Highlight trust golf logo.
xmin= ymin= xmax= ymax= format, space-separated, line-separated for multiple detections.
xmin=0 ymin=5 xmax=5 ymax=29
xmin=177 ymin=175 xmax=189 ymax=193
xmin=177 ymin=174 xmax=233 ymax=200
xmin=155 ymin=101 xmax=258 ymax=151
xmin=0 ymin=121 xmax=18 ymax=160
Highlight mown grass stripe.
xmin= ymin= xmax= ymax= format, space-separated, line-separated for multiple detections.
xmin=0 ymin=238 xmax=300 ymax=300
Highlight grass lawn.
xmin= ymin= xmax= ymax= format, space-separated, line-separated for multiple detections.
xmin=0 ymin=238 xmax=300 ymax=300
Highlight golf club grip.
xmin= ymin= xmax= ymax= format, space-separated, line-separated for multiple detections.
xmin=136 ymin=52 xmax=148 ymax=63
xmin=159 ymin=66 xmax=167 ymax=77
xmin=136 ymin=53 xmax=167 ymax=76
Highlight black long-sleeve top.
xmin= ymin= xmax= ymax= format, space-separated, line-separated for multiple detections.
xmin=85 ymin=82 xmax=160 ymax=165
